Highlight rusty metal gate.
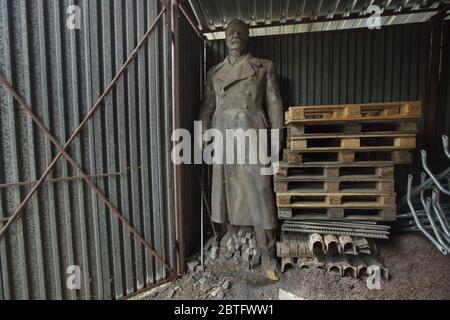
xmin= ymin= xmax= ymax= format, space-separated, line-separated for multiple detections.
xmin=0 ymin=0 xmax=180 ymax=300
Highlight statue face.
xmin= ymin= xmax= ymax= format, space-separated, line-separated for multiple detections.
xmin=225 ymin=22 xmax=249 ymax=54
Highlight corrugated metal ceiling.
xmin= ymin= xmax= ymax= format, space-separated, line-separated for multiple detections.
xmin=188 ymin=0 xmax=450 ymax=38
xmin=204 ymin=11 xmax=439 ymax=39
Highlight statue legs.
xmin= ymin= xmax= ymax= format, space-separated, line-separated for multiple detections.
xmin=254 ymin=227 xmax=279 ymax=281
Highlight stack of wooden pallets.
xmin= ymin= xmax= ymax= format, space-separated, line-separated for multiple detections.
xmin=276 ymin=101 xmax=422 ymax=223
xmin=274 ymin=101 xmax=422 ymax=277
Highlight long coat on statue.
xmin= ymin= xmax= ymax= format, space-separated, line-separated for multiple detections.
xmin=199 ymin=53 xmax=284 ymax=230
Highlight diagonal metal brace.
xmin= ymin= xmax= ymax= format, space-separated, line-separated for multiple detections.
xmin=406 ymin=174 xmax=447 ymax=254
xmin=443 ymin=135 xmax=450 ymax=160
xmin=421 ymin=150 xmax=450 ymax=195
xmin=0 ymin=75 xmax=172 ymax=273
xmin=431 ymin=190 xmax=450 ymax=237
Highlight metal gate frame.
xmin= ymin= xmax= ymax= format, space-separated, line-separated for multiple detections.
xmin=0 ymin=3 xmax=178 ymax=300
xmin=1 ymin=0 xmax=215 ymax=300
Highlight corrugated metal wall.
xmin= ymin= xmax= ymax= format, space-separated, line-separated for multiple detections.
xmin=179 ymin=13 xmax=203 ymax=257
xmin=443 ymin=22 xmax=450 ymax=141
xmin=436 ymin=21 xmax=450 ymax=171
xmin=445 ymin=22 xmax=450 ymax=135
xmin=0 ymin=0 xmax=175 ymax=300
xmin=206 ymin=22 xmax=450 ymax=195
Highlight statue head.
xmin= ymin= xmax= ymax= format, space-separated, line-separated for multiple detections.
xmin=225 ymin=19 xmax=250 ymax=56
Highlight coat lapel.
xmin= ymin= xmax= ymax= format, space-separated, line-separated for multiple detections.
xmin=222 ymin=55 xmax=255 ymax=90
xmin=214 ymin=53 xmax=261 ymax=91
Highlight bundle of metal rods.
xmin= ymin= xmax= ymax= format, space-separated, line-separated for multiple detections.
xmin=281 ymin=220 xmax=391 ymax=239
xmin=398 ymin=135 xmax=450 ymax=255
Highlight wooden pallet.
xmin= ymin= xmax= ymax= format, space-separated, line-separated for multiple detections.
xmin=276 ymin=162 xmax=394 ymax=178
xmin=283 ymin=149 xmax=411 ymax=164
xmin=287 ymin=133 xmax=416 ymax=151
xmin=276 ymin=192 xmax=395 ymax=207
xmin=274 ymin=178 xmax=394 ymax=193
xmin=285 ymin=101 xmax=422 ymax=125
xmin=288 ymin=121 xmax=418 ymax=137
xmin=278 ymin=207 xmax=397 ymax=222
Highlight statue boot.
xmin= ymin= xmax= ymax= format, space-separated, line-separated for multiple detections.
xmin=254 ymin=227 xmax=280 ymax=281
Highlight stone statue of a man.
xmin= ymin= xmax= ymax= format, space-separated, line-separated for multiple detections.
xmin=199 ymin=19 xmax=284 ymax=280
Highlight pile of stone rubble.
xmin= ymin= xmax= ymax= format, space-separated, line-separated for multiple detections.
xmin=218 ymin=231 xmax=262 ymax=270
xmin=172 ymin=231 xmax=263 ymax=300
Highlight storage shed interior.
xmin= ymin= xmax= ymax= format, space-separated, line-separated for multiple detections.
xmin=0 ymin=0 xmax=449 ymax=300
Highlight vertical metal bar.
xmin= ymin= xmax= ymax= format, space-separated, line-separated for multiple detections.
xmin=202 ymin=36 xmax=206 ymax=93
xmin=113 ymin=0 xmax=134 ymax=295
xmin=67 ymin=0 xmax=91 ymax=299
xmin=0 ymin=0 xmax=29 ymax=300
xmin=0 ymin=248 xmax=2 ymax=298
xmin=322 ymin=32 xmax=330 ymax=105
xmin=180 ymin=16 xmax=188 ymax=253
xmin=371 ymin=29 xmax=381 ymax=102
xmin=18 ymin=0 xmax=46 ymax=299
xmin=300 ymin=34 xmax=310 ymax=106
xmin=347 ymin=31 xmax=356 ymax=103
xmin=163 ymin=3 xmax=178 ymax=274
xmin=363 ymin=30 xmax=372 ymax=102
xmin=380 ymin=28 xmax=387 ymax=102
xmin=340 ymin=31 xmax=348 ymax=104
xmin=89 ymin=0 xmax=112 ymax=299
xmin=315 ymin=34 xmax=322 ymax=104
xmin=331 ymin=32 xmax=339 ymax=104
xmin=384 ymin=27 xmax=394 ymax=101
xmin=36 ymin=0 xmax=62 ymax=300
xmin=125 ymin=0 xmax=145 ymax=289
xmin=0 ymin=175 xmax=9 ymax=299
xmin=293 ymin=34 xmax=300 ymax=105
xmin=171 ymin=0 xmax=185 ymax=275
xmin=82 ymin=0 xmax=106 ymax=299
xmin=149 ymin=0 xmax=166 ymax=281
xmin=417 ymin=25 xmax=430 ymax=151
xmin=426 ymin=18 xmax=443 ymax=168
xmin=101 ymin=0 xmax=123 ymax=299
xmin=53 ymin=0 xmax=76 ymax=300
xmin=401 ymin=26 xmax=412 ymax=101
xmin=137 ymin=0 xmax=154 ymax=285
xmin=409 ymin=25 xmax=420 ymax=99
xmin=392 ymin=27 xmax=402 ymax=101
xmin=354 ymin=29 xmax=360 ymax=103
xmin=200 ymin=167 xmax=204 ymax=268
xmin=306 ymin=34 xmax=314 ymax=104
xmin=283 ymin=36 xmax=289 ymax=104
xmin=0 ymin=2 xmax=10 ymax=301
